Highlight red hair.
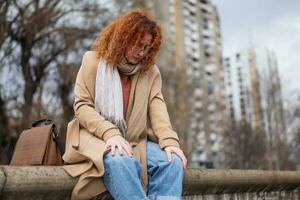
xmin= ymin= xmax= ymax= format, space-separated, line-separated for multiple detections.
xmin=91 ymin=8 xmax=162 ymax=71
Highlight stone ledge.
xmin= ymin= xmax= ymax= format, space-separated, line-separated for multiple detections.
xmin=0 ymin=166 xmax=299 ymax=199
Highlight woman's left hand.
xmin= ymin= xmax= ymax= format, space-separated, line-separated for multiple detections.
xmin=164 ymin=146 xmax=187 ymax=169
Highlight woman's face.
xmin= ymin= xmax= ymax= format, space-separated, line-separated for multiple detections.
xmin=126 ymin=32 xmax=153 ymax=65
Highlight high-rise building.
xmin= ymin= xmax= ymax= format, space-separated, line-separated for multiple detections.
xmin=140 ymin=0 xmax=285 ymax=169
xmin=224 ymin=49 xmax=264 ymax=131
xmin=144 ymin=0 xmax=225 ymax=168
xmin=224 ymin=48 xmax=285 ymax=140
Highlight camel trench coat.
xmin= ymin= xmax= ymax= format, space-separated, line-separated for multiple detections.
xmin=62 ymin=51 xmax=181 ymax=200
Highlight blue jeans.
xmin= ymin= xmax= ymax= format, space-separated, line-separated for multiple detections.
xmin=102 ymin=140 xmax=184 ymax=200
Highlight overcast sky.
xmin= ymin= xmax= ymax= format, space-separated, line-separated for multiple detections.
xmin=212 ymin=0 xmax=300 ymax=99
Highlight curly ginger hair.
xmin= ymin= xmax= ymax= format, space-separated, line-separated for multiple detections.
xmin=91 ymin=8 xmax=162 ymax=71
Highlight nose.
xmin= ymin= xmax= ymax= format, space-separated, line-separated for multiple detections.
xmin=137 ymin=50 xmax=145 ymax=58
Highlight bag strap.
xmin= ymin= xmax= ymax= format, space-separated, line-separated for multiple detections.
xmin=51 ymin=125 xmax=65 ymax=155
xmin=31 ymin=118 xmax=53 ymax=127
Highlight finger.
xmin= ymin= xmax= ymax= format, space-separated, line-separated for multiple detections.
xmin=125 ymin=141 xmax=133 ymax=155
xmin=180 ymin=152 xmax=188 ymax=169
xmin=111 ymin=144 xmax=116 ymax=156
xmin=103 ymin=143 xmax=109 ymax=151
xmin=183 ymin=154 xmax=187 ymax=169
xmin=122 ymin=141 xmax=133 ymax=156
xmin=117 ymin=144 xmax=124 ymax=156
xmin=166 ymin=149 xmax=172 ymax=162
xmin=175 ymin=150 xmax=187 ymax=169
xmin=181 ymin=155 xmax=187 ymax=169
xmin=104 ymin=142 xmax=111 ymax=151
xmin=122 ymin=143 xmax=132 ymax=157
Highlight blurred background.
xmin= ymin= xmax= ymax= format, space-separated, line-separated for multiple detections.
xmin=0 ymin=0 xmax=299 ymax=170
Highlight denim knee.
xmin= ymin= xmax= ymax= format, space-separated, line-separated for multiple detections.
xmin=170 ymin=154 xmax=184 ymax=171
xmin=104 ymin=152 xmax=141 ymax=171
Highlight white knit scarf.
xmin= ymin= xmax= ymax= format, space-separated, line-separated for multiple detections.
xmin=94 ymin=58 xmax=142 ymax=136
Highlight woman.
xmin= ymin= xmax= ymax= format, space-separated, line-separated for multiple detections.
xmin=62 ymin=9 xmax=187 ymax=200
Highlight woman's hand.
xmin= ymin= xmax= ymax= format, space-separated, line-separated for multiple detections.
xmin=104 ymin=135 xmax=133 ymax=157
xmin=164 ymin=146 xmax=187 ymax=169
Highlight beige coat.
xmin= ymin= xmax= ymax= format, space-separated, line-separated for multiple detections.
xmin=62 ymin=51 xmax=181 ymax=200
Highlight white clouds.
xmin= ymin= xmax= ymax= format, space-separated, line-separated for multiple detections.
xmin=220 ymin=11 xmax=300 ymax=99
xmin=252 ymin=14 xmax=300 ymax=97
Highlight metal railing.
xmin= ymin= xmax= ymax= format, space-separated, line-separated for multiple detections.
xmin=0 ymin=166 xmax=299 ymax=199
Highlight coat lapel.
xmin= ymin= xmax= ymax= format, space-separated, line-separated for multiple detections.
xmin=125 ymin=71 xmax=141 ymax=123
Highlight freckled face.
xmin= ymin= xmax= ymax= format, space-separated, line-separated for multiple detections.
xmin=126 ymin=32 xmax=153 ymax=65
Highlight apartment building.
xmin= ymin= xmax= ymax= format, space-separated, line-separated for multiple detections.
xmin=144 ymin=0 xmax=225 ymax=168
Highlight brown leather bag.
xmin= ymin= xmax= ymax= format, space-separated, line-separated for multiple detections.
xmin=10 ymin=119 xmax=65 ymax=166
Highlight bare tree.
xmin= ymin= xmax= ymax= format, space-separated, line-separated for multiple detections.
xmin=0 ymin=0 xmax=132 ymax=163
xmin=286 ymin=92 xmax=300 ymax=169
xmin=223 ymin=120 xmax=268 ymax=169
xmin=259 ymin=50 xmax=295 ymax=170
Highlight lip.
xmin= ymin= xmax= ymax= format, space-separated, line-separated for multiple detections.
xmin=133 ymin=57 xmax=141 ymax=63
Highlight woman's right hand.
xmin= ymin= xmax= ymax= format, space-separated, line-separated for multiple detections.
xmin=103 ymin=135 xmax=133 ymax=157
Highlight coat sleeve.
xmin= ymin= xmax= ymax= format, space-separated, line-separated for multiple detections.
xmin=148 ymin=66 xmax=181 ymax=149
xmin=73 ymin=51 xmax=122 ymax=142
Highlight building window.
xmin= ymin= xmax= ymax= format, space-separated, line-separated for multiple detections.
xmin=207 ymin=80 xmax=214 ymax=94
xmin=195 ymin=79 xmax=201 ymax=88
xmin=236 ymin=53 xmax=240 ymax=61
